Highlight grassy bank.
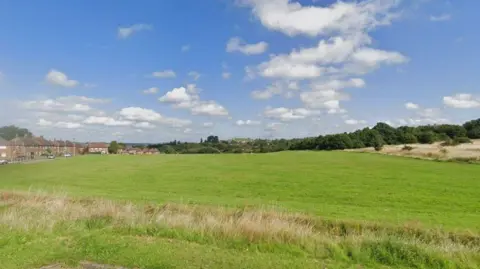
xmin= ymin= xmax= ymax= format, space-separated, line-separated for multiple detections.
xmin=1 ymin=192 xmax=479 ymax=269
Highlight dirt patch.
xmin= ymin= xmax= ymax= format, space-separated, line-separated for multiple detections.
xmin=347 ymin=139 xmax=480 ymax=161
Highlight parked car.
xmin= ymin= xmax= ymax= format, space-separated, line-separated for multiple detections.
xmin=64 ymin=153 xmax=72 ymax=158
xmin=47 ymin=155 xmax=55 ymax=159
xmin=0 ymin=159 xmax=9 ymax=165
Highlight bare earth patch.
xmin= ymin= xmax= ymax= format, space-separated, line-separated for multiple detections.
xmin=347 ymin=139 xmax=480 ymax=161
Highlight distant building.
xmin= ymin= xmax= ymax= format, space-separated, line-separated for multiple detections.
xmin=87 ymin=142 xmax=109 ymax=154
xmin=0 ymin=137 xmax=9 ymax=159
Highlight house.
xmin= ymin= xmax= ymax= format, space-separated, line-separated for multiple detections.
xmin=87 ymin=142 xmax=109 ymax=154
xmin=144 ymin=148 xmax=160 ymax=155
xmin=0 ymin=137 xmax=9 ymax=159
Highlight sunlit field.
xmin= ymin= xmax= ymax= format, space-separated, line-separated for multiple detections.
xmin=1 ymin=152 xmax=479 ymax=268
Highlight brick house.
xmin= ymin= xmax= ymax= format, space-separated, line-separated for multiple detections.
xmin=0 ymin=137 xmax=9 ymax=159
xmin=87 ymin=142 xmax=109 ymax=154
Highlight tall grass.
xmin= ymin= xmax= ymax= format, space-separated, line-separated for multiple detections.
xmin=2 ymin=191 xmax=479 ymax=268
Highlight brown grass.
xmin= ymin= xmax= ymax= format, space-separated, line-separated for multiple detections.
xmin=2 ymin=190 xmax=479 ymax=258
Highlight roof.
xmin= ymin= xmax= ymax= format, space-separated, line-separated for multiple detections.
xmin=88 ymin=142 xmax=109 ymax=148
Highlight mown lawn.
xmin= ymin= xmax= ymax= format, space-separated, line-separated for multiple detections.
xmin=1 ymin=151 xmax=479 ymax=230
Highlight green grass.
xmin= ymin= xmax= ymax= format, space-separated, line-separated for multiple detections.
xmin=1 ymin=152 xmax=479 ymax=268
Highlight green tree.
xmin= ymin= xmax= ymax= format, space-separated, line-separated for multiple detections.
xmin=108 ymin=141 xmax=119 ymax=154
xmin=0 ymin=125 xmax=33 ymax=140
xmin=417 ymin=131 xmax=436 ymax=144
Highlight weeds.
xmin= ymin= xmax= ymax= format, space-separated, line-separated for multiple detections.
xmin=1 ymin=191 xmax=479 ymax=268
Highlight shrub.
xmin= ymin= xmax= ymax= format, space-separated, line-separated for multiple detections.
xmin=453 ymin=137 xmax=472 ymax=144
xmin=439 ymin=148 xmax=448 ymax=155
xmin=402 ymin=145 xmax=414 ymax=151
xmin=418 ymin=131 xmax=436 ymax=144
xmin=374 ymin=144 xmax=384 ymax=152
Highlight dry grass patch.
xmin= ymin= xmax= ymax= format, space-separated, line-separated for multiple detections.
xmin=2 ymin=190 xmax=479 ymax=269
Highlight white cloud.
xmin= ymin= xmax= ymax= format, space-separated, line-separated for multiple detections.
xmin=239 ymin=0 xmax=400 ymax=37
xmin=143 ymin=87 xmax=159 ymax=94
xmin=350 ymin=47 xmax=408 ymax=70
xmin=181 ymin=45 xmax=191 ymax=52
xmin=152 ymin=70 xmax=176 ymax=78
xmin=24 ymin=99 xmax=92 ymax=113
xmin=311 ymin=78 xmax=365 ymax=91
xmin=344 ymin=119 xmax=367 ymax=125
xmin=159 ymin=87 xmax=194 ymax=104
xmin=222 ymin=72 xmax=231 ymax=79
xmin=226 ymin=37 xmax=268 ymax=55
xmin=203 ymin=122 xmax=214 ymax=128
xmin=264 ymin=107 xmax=320 ymax=121
xmin=56 ymin=96 xmax=110 ymax=104
xmin=191 ymin=102 xmax=229 ymax=116
xmin=159 ymin=84 xmax=229 ymax=116
xmin=405 ymin=102 xmax=419 ymax=110
xmin=251 ymin=82 xmax=284 ymax=100
xmin=188 ymin=71 xmax=201 ymax=81
xmin=430 ymin=14 xmax=451 ymax=22
xmin=84 ymin=116 xmax=132 ymax=126
xmin=134 ymin=122 xmax=156 ymax=129
xmin=254 ymin=34 xmax=407 ymax=79
xmin=119 ymin=107 xmax=162 ymax=122
xmin=22 ymin=96 xmax=108 ymax=117
xmin=45 ymin=69 xmax=79 ymax=88
xmin=443 ymin=93 xmax=480 ymax=109
xmin=37 ymin=118 xmax=83 ymax=129
xmin=118 ymin=107 xmax=191 ymax=127
xmin=300 ymin=90 xmax=349 ymax=109
xmin=236 ymin=120 xmax=261 ymax=126
xmin=118 ymin=24 xmax=152 ymax=39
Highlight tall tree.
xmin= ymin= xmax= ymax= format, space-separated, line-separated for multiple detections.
xmin=0 ymin=125 xmax=33 ymax=140
xmin=108 ymin=141 xmax=119 ymax=154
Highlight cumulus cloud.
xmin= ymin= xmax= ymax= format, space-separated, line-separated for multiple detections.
xmin=238 ymin=0 xmax=400 ymax=37
xmin=83 ymin=116 xmax=132 ymax=127
xmin=159 ymin=84 xmax=229 ymax=116
xmin=236 ymin=120 xmax=261 ymax=126
xmin=226 ymin=37 xmax=269 ymax=55
xmin=264 ymin=107 xmax=320 ymax=121
xmin=203 ymin=122 xmax=214 ymax=128
xmin=45 ymin=69 xmax=79 ymax=88
xmin=118 ymin=24 xmax=152 ymax=39
xmin=405 ymin=102 xmax=419 ymax=110
xmin=118 ymin=107 xmax=191 ymax=127
xmin=443 ymin=93 xmax=480 ymax=109
xmin=143 ymin=87 xmax=159 ymax=94
xmin=255 ymin=35 xmax=407 ymax=79
xmin=152 ymin=70 xmax=176 ymax=78
xmin=37 ymin=119 xmax=82 ymax=129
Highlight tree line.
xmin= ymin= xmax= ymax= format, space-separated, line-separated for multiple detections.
xmin=147 ymin=118 xmax=480 ymax=154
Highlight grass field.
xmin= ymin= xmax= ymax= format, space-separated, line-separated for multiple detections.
xmin=1 ymin=152 xmax=479 ymax=268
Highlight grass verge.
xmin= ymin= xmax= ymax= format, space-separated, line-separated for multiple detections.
xmin=1 ymin=191 xmax=479 ymax=269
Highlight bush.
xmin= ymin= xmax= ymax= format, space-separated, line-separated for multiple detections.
xmin=374 ymin=144 xmax=383 ymax=152
xmin=417 ymin=131 xmax=436 ymax=144
xmin=439 ymin=148 xmax=448 ymax=155
xmin=453 ymin=137 xmax=472 ymax=144
xmin=402 ymin=145 xmax=414 ymax=151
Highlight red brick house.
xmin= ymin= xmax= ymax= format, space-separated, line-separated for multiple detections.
xmin=87 ymin=142 xmax=109 ymax=154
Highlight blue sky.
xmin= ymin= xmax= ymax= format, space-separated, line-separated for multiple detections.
xmin=0 ymin=0 xmax=479 ymax=142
